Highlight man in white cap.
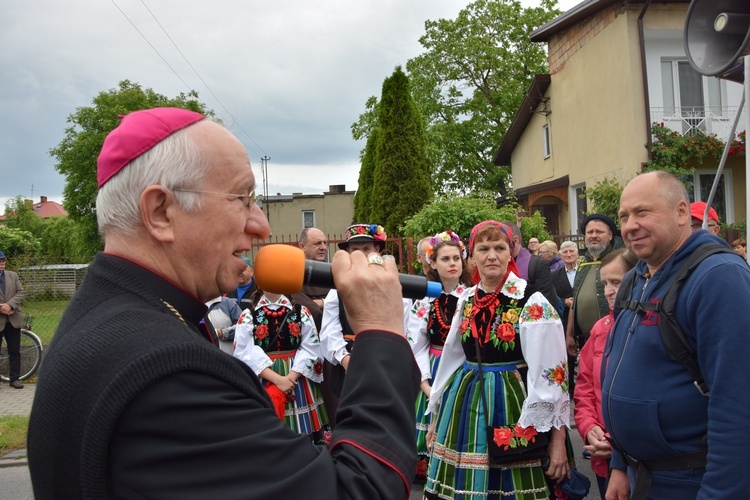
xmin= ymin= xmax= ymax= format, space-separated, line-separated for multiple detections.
xmin=27 ymin=108 xmax=419 ymax=498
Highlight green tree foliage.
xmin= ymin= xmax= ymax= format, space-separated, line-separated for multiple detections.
xmin=353 ymin=0 xmax=559 ymax=195
xmin=401 ymin=193 xmax=551 ymax=244
xmin=583 ymin=177 xmax=627 ymax=222
xmin=0 ymin=227 xmax=41 ymax=257
xmin=2 ymin=196 xmax=46 ymax=236
xmin=514 ymin=212 xmax=552 ymax=244
xmin=401 ymin=194 xmax=515 ymax=241
xmin=49 ymin=80 xmax=214 ymax=257
xmin=370 ymin=67 xmax=432 ymax=235
xmin=353 ymin=128 xmax=379 ymax=222
xmin=39 ymin=216 xmax=91 ymax=263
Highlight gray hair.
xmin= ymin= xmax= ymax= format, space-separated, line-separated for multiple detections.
xmin=560 ymin=240 xmax=578 ymax=251
xmin=96 ymin=123 xmax=211 ymax=237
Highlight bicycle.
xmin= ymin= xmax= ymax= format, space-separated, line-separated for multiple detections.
xmin=0 ymin=313 xmax=44 ymax=381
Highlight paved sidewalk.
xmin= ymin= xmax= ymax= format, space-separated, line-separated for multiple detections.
xmin=0 ymin=382 xmax=35 ymax=468
xmin=0 ymin=382 xmax=35 ymax=417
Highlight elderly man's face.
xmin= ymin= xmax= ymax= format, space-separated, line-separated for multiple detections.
xmin=300 ymin=228 xmax=328 ymax=262
xmin=584 ymin=220 xmax=613 ymax=255
xmin=0 ymin=258 xmax=5 ymax=271
xmin=559 ymin=245 xmax=579 ymax=266
xmin=690 ymin=217 xmax=720 ymax=235
xmin=173 ymin=122 xmax=270 ymax=302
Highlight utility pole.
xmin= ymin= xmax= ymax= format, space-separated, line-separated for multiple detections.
xmin=261 ymin=156 xmax=271 ymax=222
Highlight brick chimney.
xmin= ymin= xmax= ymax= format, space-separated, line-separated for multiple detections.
xmin=41 ymin=196 xmax=48 ymax=203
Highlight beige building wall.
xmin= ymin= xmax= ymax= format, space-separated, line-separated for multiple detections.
xmin=526 ymin=8 xmax=647 ymax=190
xmin=261 ymin=186 xmax=355 ymax=242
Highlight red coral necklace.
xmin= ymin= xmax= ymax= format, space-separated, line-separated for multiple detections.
xmin=434 ymin=298 xmax=451 ymax=330
xmin=262 ymin=306 xmax=285 ymax=318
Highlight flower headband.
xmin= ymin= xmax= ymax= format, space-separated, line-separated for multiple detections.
xmin=425 ymin=230 xmax=467 ymax=264
xmin=344 ymin=223 xmax=387 ymax=241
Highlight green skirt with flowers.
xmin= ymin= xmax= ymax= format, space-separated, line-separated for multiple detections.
xmin=424 ymin=360 xmax=550 ymax=500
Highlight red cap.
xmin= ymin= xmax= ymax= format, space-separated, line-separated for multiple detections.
xmin=96 ymin=107 xmax=205 ymax=187
xmin=690 ymin=202 xmax=719 ymax=223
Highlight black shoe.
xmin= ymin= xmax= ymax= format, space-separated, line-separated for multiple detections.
xmin=9 ymin=380 xmax=23 ymax=389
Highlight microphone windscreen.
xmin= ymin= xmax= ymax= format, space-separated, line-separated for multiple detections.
xmin=254 ymin=244 xmax=306 ymax=294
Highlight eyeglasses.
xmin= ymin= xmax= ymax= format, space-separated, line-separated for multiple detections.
xmin=690 ymin=223 xmax=718 ymax=231
xmin=173 ymin=189 xmax=256 ymax=210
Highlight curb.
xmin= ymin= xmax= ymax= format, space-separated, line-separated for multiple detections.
xmin=0 ymin=457 xmax=28 ymax=468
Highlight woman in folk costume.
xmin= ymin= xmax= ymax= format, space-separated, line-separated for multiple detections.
xmin=234 ymin=291 xmax=329 ymax=443
xmin=406 ymin=230 xmax=472 ymax=483
xmin=424 ymin=221 xmax=570 ymax=499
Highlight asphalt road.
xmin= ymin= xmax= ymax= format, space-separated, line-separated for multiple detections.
xmin=3 ymin=425 xmax=600 ymax=499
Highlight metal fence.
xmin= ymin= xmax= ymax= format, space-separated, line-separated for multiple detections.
xmin=4 ymin=228 xmax=745 ymax=349
xmin=2 ymin=236 xmax=421 ymax=348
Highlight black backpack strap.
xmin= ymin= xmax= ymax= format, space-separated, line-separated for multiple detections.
xmin=614 ymin=268 xmax=639 ymax=318
xmin=658 ymin=243 xmax=734 ymax=397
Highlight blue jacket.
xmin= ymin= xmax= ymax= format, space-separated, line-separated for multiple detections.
xmin=602 ymin=230 xmax=750 ymax=498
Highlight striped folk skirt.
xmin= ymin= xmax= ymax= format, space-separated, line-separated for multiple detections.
xmin=268 ymin=351 xmax=329 ymax=435
xmin=415 ymin=346 xmax=443 ymax=481
xmin=425 ymin=361 xmax=550 ymax=500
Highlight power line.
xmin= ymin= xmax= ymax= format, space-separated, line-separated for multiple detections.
xmin=108 ymin=0 xmax=195 ymax=92
xmin=138 ymin=0 xmax=267 ymax=158
xmin=109 ymin=0 xmax=268 ymax=158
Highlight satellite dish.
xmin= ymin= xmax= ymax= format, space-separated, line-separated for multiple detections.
xmin=684 ymin=0 xmax=750 ymax=82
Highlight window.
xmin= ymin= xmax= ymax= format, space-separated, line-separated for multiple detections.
xmin=302 ymin=210 xmax=315 ymax=229
xmin=542 ymin=124 xmax=551 ymax=158
xmin=569 ymin=184 xmax=587 ymax=234
xmin=661 ymin=59 xmax=723 ymax=135
xmin=691 ymin=169 xmax=734 ymax=223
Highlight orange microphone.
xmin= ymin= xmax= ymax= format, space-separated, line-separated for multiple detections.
xmin=253 ymin=244 xmax=442 ymax=299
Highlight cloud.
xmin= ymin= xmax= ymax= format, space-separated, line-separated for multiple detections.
xmin=1 ymin=0 xmax=577 ymax=205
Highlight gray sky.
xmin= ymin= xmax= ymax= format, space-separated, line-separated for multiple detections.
xmin=1 ymin=0 xmax=578 ymax=209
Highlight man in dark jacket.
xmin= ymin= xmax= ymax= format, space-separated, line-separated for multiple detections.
xmin=565 ymin=214 xmax=622 ymax=398
xmin=27 ymin=108 xmax=419 ymax=499
xmin=565 ymin=214 xmax=622 ymax=353
xmin=604 ymin=171 xmax=750 ymax=498
xmin=290 ymin=226 xmax=330 ymax=331
xmin=502 ymin=221 xmax=559 ymax=307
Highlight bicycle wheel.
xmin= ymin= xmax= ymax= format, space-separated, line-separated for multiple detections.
xmin=0 ymin=329 xmax=43 ymax=381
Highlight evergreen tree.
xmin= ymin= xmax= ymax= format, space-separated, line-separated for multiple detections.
xmin=353 ymin=127 xmax=379 ymax=222
xmin=370 ymin=67 xmax=432 ymax=236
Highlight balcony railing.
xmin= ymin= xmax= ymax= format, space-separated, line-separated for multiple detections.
xmin=650 ymin=106 xmax=746 ymax=140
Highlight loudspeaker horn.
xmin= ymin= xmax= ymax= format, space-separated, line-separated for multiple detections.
xmin=684 ymin=0 xmax=750 ymax=83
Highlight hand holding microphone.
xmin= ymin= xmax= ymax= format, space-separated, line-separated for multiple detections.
xmin=253 ymin=244 xmax=442 ymax=300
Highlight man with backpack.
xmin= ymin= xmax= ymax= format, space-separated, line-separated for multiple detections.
xmin=603 ymin=171 xmax=750 ymax=499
